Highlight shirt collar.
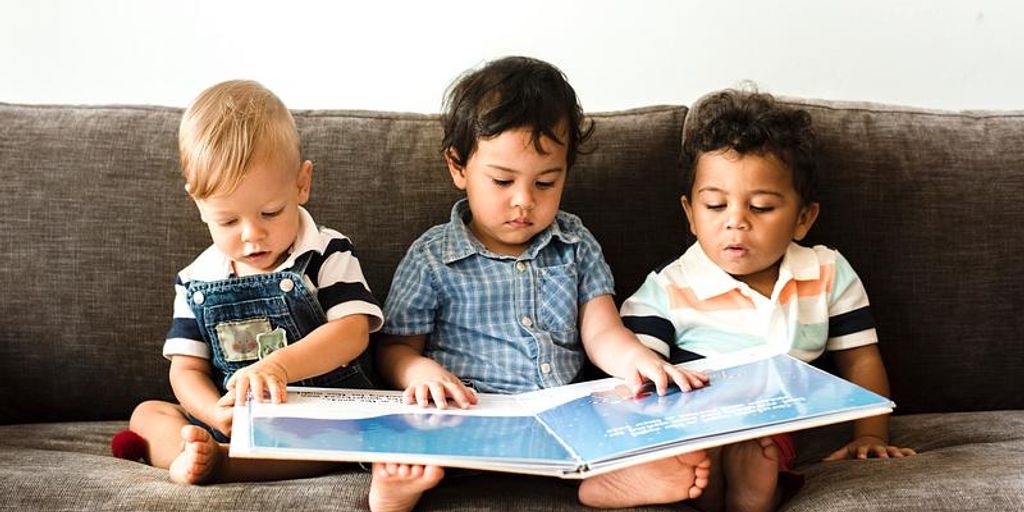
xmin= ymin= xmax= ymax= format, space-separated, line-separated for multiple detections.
xmin=441 ymin=198 xmax=578 ymax=264
xmin=680 ymin=241 xmax=819 ymax=300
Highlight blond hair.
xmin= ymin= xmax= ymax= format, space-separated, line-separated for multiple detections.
xmin=179 ymin=80 xmax=300 ymax=199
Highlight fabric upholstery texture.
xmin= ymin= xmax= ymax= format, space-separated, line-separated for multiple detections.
xmin=1 ymin=99 xmax=1022 ymax=510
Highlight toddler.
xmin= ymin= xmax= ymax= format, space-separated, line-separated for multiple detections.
xmin=367 ymin=56 xmax=711 ymax=512
xmin=126 ymin=80 xmax=384 ymax=484
xmin=621 ymin=88 xmax=916 ymax=512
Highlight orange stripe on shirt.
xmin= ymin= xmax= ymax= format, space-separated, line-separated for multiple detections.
xmin=666 ymin=285 xmax=754 ymax=311
xmin=778 ymin=264 xmax=836 ymax=305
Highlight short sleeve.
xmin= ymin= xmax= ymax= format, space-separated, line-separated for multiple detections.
xmin=619 ymin=272 xmax=676 ymax=358
xmin=311 ymin=237 xmax=384 ymax=332
xmin=162 ymin=276 xmax=210 ymax=360
xmin=826 ymin=251 xmax=878 ymax=350
xmin=573 ymin=225 xmax=616 ymax=305
xmin=382 ymin=243 xmax=440 ymax=336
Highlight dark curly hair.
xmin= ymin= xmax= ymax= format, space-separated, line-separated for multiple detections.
xmin=682 ymin=88 xmax=817 ymax=205
xmin=441 ymin=56 xmax=594 ymax=169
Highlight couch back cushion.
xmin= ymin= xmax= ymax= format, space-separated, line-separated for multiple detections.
xmin=786 ymin=99 xmax=1024 ymax=414
xmin=0 ymin=103 xmax=689 ymax=423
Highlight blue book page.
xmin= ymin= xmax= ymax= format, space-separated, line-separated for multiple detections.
xmin=537 ymin=354 xmax=891 ymax=464
xmin=250 ymin=412 xmax=574 ymax=465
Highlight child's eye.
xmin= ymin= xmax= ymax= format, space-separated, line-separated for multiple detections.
xmin=536 ymin=181 xmax=555 ymax=189
xmin=217 ymin=219 xmax=238 ymax=227
xmin=262 ymin=209 xmax=284 ymax=218
xmin=704 ymin=204 xmax=726 ymax=211
xmin=492 ymin=179 xmax=513 ymax=187
xmin=750 ymin=205 xmax=775 ymax=213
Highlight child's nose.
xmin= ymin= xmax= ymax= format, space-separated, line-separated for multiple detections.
xmin=725 ymin=206 xmax=750 ymax=230
xmin=512 ymin=187 xmax=536 ymax=211
xmin=241 ymin=221 xmax=267 ymax=242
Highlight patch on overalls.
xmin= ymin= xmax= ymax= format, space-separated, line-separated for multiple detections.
xmin=214 ymin=318 xmax=271 ymax=362
xmin=256 ymin=327 xmax=288 ymax=360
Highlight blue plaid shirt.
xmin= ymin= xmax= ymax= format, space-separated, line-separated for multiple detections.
xmin=383 ymin=199 xmax=616 ymax=394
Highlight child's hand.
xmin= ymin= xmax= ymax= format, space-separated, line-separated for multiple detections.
xmin=205 ymin=398 xmax=235 ymax=437
xmin=224 ymin=359 xmax=290 ymax=406
xmin=822 ymin=435 xmax=917 ymax=461
xmin=626 ymin=348 xmax=709 ymax=396
xmin=403 ymin=370 xmax=478 ymax=410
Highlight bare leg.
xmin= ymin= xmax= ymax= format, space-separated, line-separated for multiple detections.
xmin=368 ymin=463 xmax=445 ymax=512
xmin=129 ymin=400 xmax=192 ymax=468
xmin=130 ymin=400 xmax=337 ymax=484
xmin=577 ymin=450 xmax=710 ymax=508
xmin=722 ymin=438 xmax=781 ymax=512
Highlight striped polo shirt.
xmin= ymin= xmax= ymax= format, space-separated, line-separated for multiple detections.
xmin=621 ymin=242 xmax=877 ymax=363
xmin=162 ymin=207 xmax=384 ymax=360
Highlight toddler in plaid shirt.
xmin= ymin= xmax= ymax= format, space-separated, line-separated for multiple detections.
xmin=368 ymin=56 xmax=711 ymax=512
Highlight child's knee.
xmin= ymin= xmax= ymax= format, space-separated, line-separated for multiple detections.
xmin=129 ymin=400 xmax=179 ymax=429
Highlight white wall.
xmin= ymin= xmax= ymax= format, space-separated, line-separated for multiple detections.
xmin=2 ymin=0 xmax=1021 ymax=112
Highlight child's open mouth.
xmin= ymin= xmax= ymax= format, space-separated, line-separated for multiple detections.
xmin=245 ymin=251 xmax=271 ymax=261
xmin=724 ymin=245 xmax=748 ymax=257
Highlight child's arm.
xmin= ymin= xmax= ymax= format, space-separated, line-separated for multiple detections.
xmin=226 ymin=314 xmax=371 ymax=405
xmin=579 ymin=294 xmax=708 ymax=396
xmin=823 ymin=344 xmax=917 ymax=460
xmin=169 ymin=355 xmax=235 ymax=435
xmin=375 ymin=334 xmax=477 ymax=410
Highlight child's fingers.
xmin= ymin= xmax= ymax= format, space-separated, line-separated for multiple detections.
xmin=414 ymin=384 xmax=431 ymax=408
xmin=645 ymin=367 xmax=670 ymax=395
xmin=267 ymin=376 xmax=286 ymax=404
xmin=250 ymin=375 xmax=267 ymax=404
xmin=217 ymin=390 xmax=235 ymax=407
xmin=234 ymin=378 xmax=251 ymax=406
xmin=682 ymin=368 xmax=709 ymax=389
xmin=663 ymin=366 xmax=693 ymax=393
xmin=444 ymin=381 xmax=474 ymax=409
xmin=625 ymin=371 xmax=645 ymax=396
xmin=402 ymin=386 xmax=417 ymax=405
xmin=427 ymin=382 xmax=448 ymax=409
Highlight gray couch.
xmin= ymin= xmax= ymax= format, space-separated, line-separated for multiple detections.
xmin=1 ymin=99 xmax=1022 ymax=511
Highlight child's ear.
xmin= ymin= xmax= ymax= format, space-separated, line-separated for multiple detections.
xmin=680 ymin=195 xmax=697 ymax=236
xmin=192 ymin=197 xmax=209 ymax=224
xmin=445 ymin=149 xmax=468 ymax=191
xmin=296 ymin=160 xmax=313 ymax=204
xmin=793 ymin=202 xmax=820 ymax=241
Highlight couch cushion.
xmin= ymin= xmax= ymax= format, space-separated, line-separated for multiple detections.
xmin=785 ymin=411 xmax=1024 ymax=512
xmin=779 ymin=99 xmax=1024 ymax=414
xmin=0 ymin=104 xmax=193 ymax=424
xmin=0 ymin=421 xmax=696 ymax=511
xmin=0 ymin=103 xmax=689 ymax=423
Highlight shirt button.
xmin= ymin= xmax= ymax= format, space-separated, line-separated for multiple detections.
xmin=521 ymin=316 xmax=533 ymax=328
xmin=279 ymin=278 xmax=295 ymax=293
xmin=515 ymin=261 xmax=527 ymax=272
xmin=540 ymin=363 xmax=552 ymax=374
xmin=192 ymin=291 xmax=205 ymax=305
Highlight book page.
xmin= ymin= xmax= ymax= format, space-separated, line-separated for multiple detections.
xmin=537 ymin=353 xmax=893 ymax=466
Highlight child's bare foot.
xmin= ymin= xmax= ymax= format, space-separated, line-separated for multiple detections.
xmin=722 ymin=438 xmax=781 ymax=512
xmin=577 ymin=450 xmax=710 ymax=508
xmin=168 ymin=425 xmax=222 ymax=484
xmin=368 ymin=463 xmax=445 ymax=512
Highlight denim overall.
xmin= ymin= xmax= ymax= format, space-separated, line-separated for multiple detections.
xmin=186 ymin=252 xmax=376 ymax=399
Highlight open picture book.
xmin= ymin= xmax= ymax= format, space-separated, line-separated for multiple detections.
xmin=230 ymin=348 xmax=893 ymax=479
